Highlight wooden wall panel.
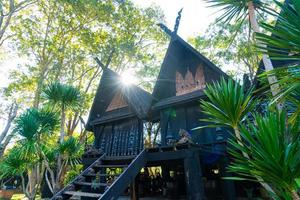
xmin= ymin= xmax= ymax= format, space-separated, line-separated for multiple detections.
xmin=176 ymin=65 xmax=206 ymax=96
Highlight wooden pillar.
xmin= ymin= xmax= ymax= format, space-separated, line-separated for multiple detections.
xmin=184 ymin=150 xmax=205 ymax=200
xmin=130 ymin=175 xmax=139 ymax=200
xmin=220 ymin=156 xmax=236 ymax=200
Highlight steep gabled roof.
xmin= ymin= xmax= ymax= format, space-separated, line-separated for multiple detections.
xmin=152 ymin=31 xmax=228 ymax=106
xmin=86 ymin=68 xmax=153 ymax=130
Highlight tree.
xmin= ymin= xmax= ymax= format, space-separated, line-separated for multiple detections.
xmin=256 ymin=0 xmax=300 ymax=60
xmin=43 ymin=136 xmax=82 ymax=194
xmin=42 ymin=82 xmax=82 ymax=192
xmin=205 ymin=0 xmax=281 ymax=100
xmin=0 ymin=102 xmax=18 ymax=157
xmin=0 ymin=108 xmax=59 ymax=200
xmin=200 ymin=76 xmax=300 ymax=199
xmin=200 ymin=78 xmax=255 ymax=142
xmin=43 ymin=82 xmax=82 ymax=143
xmin=0 ymin=0 xmax=36 ymax=46
xmin=8 ymin=0 xmax=166 ymax=109
xmin=189 ymin=21 xmax=260 ymax=82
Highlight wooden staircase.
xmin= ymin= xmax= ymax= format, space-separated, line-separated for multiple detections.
xmin=51 ymin=150 xmax=146 ymax=200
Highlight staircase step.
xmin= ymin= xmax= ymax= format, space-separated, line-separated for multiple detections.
xmin=93 ymin=164 xmax=127 ymax=168
xmin=84 ymin=173 xmax=120 ymax=177
xmin=102 ymin=155 xmax=135 ymax=161
xmin=63 ymin=191 xmax=102 ymax=198
xmin=74 ymin=181 xmax=108 ymax=186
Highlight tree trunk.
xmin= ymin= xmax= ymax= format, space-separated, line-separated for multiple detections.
xmin=54 ymin=105 xmax=66 ymax=192
xmin=233 ymin=127 xmax=249 ymax=158
xmin=33 ymin=72 xmax=46 ymax=108
xmin=27 ymin=168 xmax=38 ymax=200
xmin=0 ymin=132 xmax=15 ymax=157
xmin=0 ymin=103 xmax=18 ymax=143
xmin=247 ymin=1 xmax=282 ymax=110
xmin=60 ymin=105 xmax=65 ymax=143
xmin=291 ymin=191 xmax=300 ymax=200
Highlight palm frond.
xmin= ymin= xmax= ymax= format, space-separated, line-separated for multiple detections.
xmin=200 ymin=77 xmax=256 ymax=128
xmin=59 ymin=136 xmax=83 ymax=167
xmin=13 ymin=108 xmax=58 ymax=140
xmin=256 ymin=0 xmax=300 ymax=59
xmin=13 ymin=108 xmax=59 ymax=140
xmin=227 ymin=111 xmax=300 ymax=198
xmin=259 ymin=65 xmax=300 ymax=123
xmin=205 ymin=0 xmax=266 ymax=24
xmin=0 ymin=147 xmax=28 ymax=178
xmin=42 ymin=82 xmax=83 ymax=110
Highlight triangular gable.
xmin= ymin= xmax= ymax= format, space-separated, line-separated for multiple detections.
xmin=106 ymin=92 xmax=128 ymax=112
xmin=86 ymin=69 xmax=153 ymax=130
xmin=152 ymin=34 xmax=228 ymax=104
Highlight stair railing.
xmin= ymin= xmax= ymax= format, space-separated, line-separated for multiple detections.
xmin=99 ymin=149 xmax=147 ymax=200
xmin=51 ymin=153 xmax=106 ymax=200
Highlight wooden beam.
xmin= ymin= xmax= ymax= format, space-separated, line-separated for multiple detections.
xmin=220 ymin=156 xmax=236 ymax=200
xmin=147 ymin=149 xmax=193 ymax=161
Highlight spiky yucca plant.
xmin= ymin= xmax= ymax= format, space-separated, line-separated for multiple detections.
xmin=200 ymin=78 xmax=278 ymax=195
xmin=228 ymin=112 xmax=300 ymax=199
xmin=0 ymin=108 xmax=58 ymax=200
xmin=43 ymin=82 xmax=82 ymax=143
xmin=256 ymin=0 xmax=300 ymax=123
xmin=200 ymin=78 xmax=255 ymax=141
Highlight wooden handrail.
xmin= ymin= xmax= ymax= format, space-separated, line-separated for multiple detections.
xmin=99 ymin=149 xmax=147 ymax=200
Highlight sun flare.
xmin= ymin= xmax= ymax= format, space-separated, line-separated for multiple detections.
xmin=121 ymin=70 xmax=137 ymax=86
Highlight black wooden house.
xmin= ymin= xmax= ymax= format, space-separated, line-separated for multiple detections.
xmin=52 ymin=22 xmax=251 ymax=200
xmin=86 ymin=68 xmax=152 ymax=157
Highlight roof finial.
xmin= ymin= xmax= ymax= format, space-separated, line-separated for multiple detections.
xmin=173 ymin=8 xmax=183 ymax=34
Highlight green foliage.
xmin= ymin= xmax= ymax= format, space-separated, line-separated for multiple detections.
xmin=11 ymin=108 xmax=59 ymax=163
xmin=260 ymin=66 xmax=300 ymax=123
xmin=42 ymin=82 xmax=82 ymax=111
xmin=189 ymin=21 xmax=260 ymax=80
xmin=0 ymin=147 xmax=28 ymax=178
xmin=228 ymin=112 xmax=300 ymax=198
xmin=201 ymin=76 xmax=300 ymax=198
xmin=58 ymin=136 xmax=83 ymax=167
xmin=256 ymin=0 xmax=300 ymax=60
xmin=63 ymin=164 xmax=83 ymax=186
xmin=13 ymin=108 xmax=59 ymax=141
xmin=0 ymin=108 xmax=59 ymax=180
xmin=205 ymin=0 xmax=266 ymax=24
xmin=200 ymin=78 xmax=255 ymax=128
xmin=256 ymin=0 xmax=300 ymax=124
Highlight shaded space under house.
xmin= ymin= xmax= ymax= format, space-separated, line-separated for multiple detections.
xmin=51 ymin=12 xmax=262 ymax=200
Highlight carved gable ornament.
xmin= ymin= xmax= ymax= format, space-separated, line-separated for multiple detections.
xmin=176 ymin=65 xmax=205 ymax=96
xmin=106 ymin=92 xmax=128 ymax=112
